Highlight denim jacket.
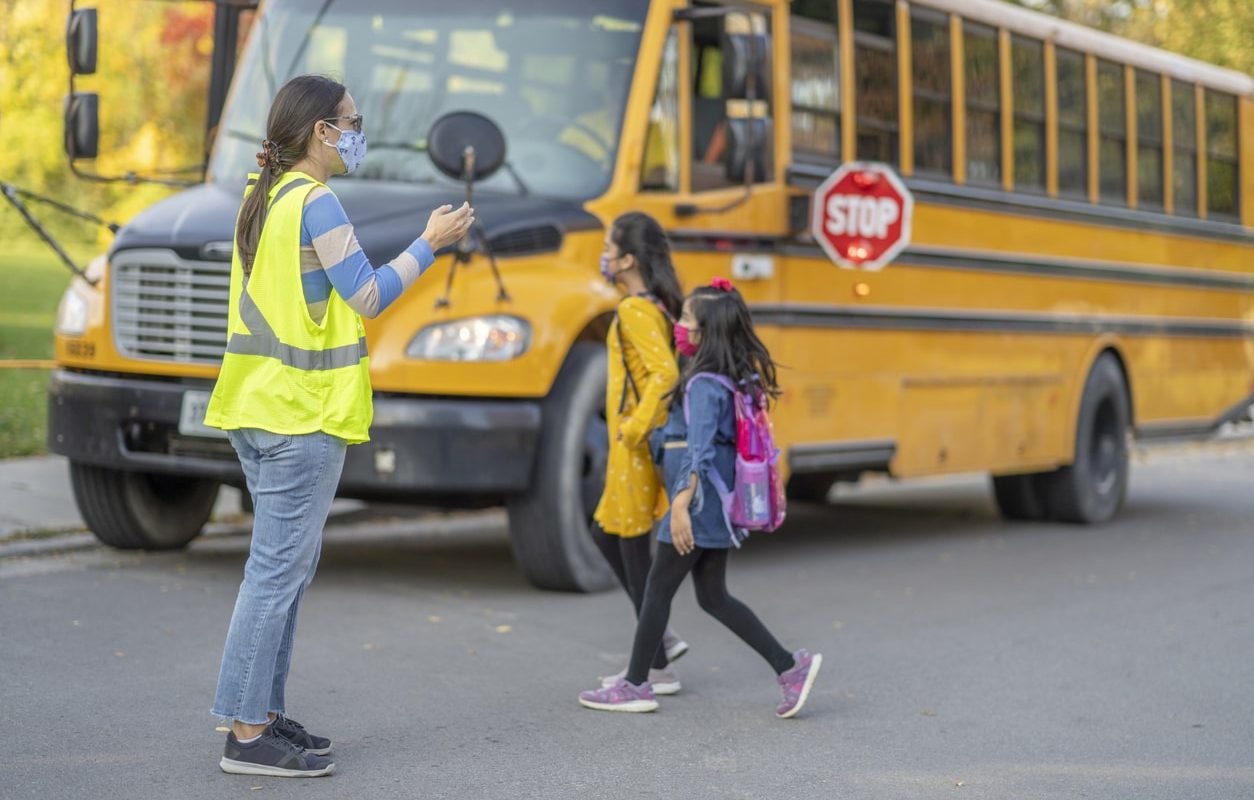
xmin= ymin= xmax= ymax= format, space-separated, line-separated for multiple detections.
xmin=652 ymin=377 xmax=740 ymax=549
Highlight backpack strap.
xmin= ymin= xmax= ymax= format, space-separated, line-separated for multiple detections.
xmin=682 ymin=372 xmax=738 ymax=426
xmin=616 ymin=294 xmax=675 ymax=414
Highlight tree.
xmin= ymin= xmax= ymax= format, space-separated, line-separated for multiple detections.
xmin=1004 ymin=0 xmax=1254 ymax=75
xmin=0 ymin=1 xmax=214 ymax=250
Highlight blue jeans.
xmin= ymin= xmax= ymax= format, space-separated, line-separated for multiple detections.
xmin=211 ymin=428 xmax=347 ymax=724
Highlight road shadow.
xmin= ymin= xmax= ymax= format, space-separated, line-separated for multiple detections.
xmin=162 ymin=467 xmax=1214 ymax=596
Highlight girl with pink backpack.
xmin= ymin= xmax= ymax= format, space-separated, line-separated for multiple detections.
xmin=579 ymin=279 xmax=822 ymax=717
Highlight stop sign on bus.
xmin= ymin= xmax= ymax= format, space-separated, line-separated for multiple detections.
xmin=811 ymin=162 xmax=914 ymax=271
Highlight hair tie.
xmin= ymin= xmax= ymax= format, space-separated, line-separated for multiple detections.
xmin=710 ymin=276 xmax=734 ymax=292
xmin=255 ymin=139 xmax=280 ymax=170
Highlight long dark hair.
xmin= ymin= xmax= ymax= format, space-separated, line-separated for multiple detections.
xmin=610 ymin=211 xmax=684 ymax=320
xmin=236 ymin=74 xmax=346 ymax=274
xmin=673 ymin=284 xmax=780 ymax=404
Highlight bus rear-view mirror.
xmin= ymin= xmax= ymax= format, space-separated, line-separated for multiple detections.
xmin=66 ymin=8 xmax=98 ymax=75
xmin=723 ymin=113 xmax=770 ymax=184
xmin=64 ymin=93 xmax=99 ymax=159
xmin=721 ymin=12 xmax=770 ymax=101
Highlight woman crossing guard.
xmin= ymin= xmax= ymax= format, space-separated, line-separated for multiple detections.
xmin=590 ymin=212 xmax=690 ymax=692
xmin=579 ymin=279 xmax=822 ymax=717
xmin=204 ymin=75 xmax=473 ymax=777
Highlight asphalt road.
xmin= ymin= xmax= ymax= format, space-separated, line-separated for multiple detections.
xmin=3 ymin=445 xmax=1253 ymax=799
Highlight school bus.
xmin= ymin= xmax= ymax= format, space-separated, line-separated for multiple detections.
xmin=49 ymin=0 xmax=1253 ymax=591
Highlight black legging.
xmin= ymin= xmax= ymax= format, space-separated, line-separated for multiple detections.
xmin=626 ymin=545 xmax=795 ymax=685
xmin=590 ymin=523 xmax=668 ymax=670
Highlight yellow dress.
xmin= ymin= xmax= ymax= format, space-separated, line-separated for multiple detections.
xmin=592 ymin=296 xmax=679 ymax=538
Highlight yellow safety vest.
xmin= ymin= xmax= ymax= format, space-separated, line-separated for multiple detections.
xmin=204 ymin=171 xmax=373 ymax=444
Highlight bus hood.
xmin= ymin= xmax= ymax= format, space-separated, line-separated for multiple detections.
xmin=108 ymin=180 xmax=601 ymax=264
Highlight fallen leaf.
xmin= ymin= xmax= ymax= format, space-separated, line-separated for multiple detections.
xmin=921 ymin=709 xmax=937 ymax=717
xmin=427 ymin=616 xmax=442 ymax=624
xmin=362 ymin=643 xmax=376 ymax=651
xmin=955 ymin=780 xmax=965 ymax=788
xmin=832 ymin=621 xmax=844 ymax=630
xmin=114 ymin=651 xmax=125 ymax=658
xmin=215 ymin=726 xmax=231 ymax=734
xmin=494 ymin=625 xmax=512 ymax=634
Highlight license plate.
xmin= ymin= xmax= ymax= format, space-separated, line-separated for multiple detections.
xmin=178 ymin=390 xmax=227 ymax=439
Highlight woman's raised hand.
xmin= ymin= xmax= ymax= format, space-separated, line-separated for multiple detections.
xmin=421 ymin=202 xmax=475 ymax=251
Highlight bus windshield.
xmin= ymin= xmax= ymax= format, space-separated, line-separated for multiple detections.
xmin=209 ymin=0 xmax=648 ymax=200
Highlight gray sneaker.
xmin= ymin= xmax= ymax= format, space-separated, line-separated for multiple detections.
xmin=663 ymin=628 xmax=690 ymax=663
xmin=270 ymin=714 xmax=331 ymax=756
xmin=219 ymin=728 xmax=336 ymax=778
xmin=600 ymin=666 xmax=681 ymax=695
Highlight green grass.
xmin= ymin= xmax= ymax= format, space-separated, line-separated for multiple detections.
xmin=0 ymin=245 xmax=77 ymax=458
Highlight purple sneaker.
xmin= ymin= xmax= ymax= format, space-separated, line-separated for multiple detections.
xmin=579 ymin=678 xmax=659 ymax=713
xmin=776 ymin=649 xmax=823 ymax=719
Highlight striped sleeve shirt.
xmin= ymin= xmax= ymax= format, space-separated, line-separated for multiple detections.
xmin=299 ymin=186 xmax=435 ymax=323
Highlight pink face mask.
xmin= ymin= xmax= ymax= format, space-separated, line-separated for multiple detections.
xmin=673 ymin=323 xmax=698 ymax=357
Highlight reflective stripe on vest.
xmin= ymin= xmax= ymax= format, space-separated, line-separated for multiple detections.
xmin=227 ymin=286 xmax=369 ymax=370
xmin=225 ymin=177 xmax=369 ymax=371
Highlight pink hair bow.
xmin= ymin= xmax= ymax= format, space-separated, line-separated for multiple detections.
xmin=710 ymin=276 xmax=734 ymax=292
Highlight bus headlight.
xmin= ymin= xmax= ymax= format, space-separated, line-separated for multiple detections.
xmin=55 ymin=286 xmax=89 ymax=336
xmin=406 ymin=316 xmax=531 ymax=362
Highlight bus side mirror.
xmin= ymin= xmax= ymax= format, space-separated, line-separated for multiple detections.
xmin=64 ymin=93 xmax=99 ymax=159
xmin=427 ymin=111 xmax=506 ymax=184
xmin=723 ymin=112 xmax=770 ymax=183
xmin=720 ymin=13 xmax=770 ymax=101
xmin=66 ymin=8 xmax=98 ymax=75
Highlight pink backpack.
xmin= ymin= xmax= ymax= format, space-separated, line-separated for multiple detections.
xmin=683 ymin=373 xmax=787 ymax=539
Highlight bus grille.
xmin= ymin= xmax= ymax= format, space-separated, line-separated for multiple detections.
xmin=111 ymin=249 xmax=230 ymax=366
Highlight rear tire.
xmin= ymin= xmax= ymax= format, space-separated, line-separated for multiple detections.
xmin=1037 ymin=354 xmax=1131 ymax=523
xmin=506 ymin=343 xmax=615 ymax=592
xmin=70 ymin=463 xmax=219 ymax=549
xmin=991 ymin=473 xmax=1046 ymax=520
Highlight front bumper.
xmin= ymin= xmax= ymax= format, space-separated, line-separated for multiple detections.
xmin=47 ymin=369 xmax=541 ymax=500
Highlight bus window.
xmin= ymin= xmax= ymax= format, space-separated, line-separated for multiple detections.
xmin=790 ymin=11 xmax=840 ymax=163
xmin=690 ymin=12 xmax=772 ymax=191
xmin=964 ymin=22 xmax=1000 ymax=185
xmin=853 ymin=0 xmax=898 ymax=164
xmin=911 ymin=8 xmax=951 ymax=175
xmin=1097 ymin=59 xmax=1127 ymax=205
xmin=1205 ymin=89 xmax=1239 ymax=220
xmin=641 ymin=29 xmax=681 ymax=192
xmin=1135 ymin=70 xmax=1164 ymax=209
xmin=1171 ymin=79 xmax=1197 ymax=216
xmin=1012 ymin=35 xmax=1046 ymax=192
xmin=1056 ymin=47 xmax=1087 ymax=198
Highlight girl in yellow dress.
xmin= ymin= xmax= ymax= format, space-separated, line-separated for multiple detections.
xmin=591 ymin=212 xmax=688 ymax=693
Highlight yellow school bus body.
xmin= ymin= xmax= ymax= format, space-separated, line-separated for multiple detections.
xmin=50 ymin=0 xmax=1252 ymax=589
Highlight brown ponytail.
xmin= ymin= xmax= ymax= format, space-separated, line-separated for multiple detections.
xmin=235 ymin=75 xmax=346 ymax=274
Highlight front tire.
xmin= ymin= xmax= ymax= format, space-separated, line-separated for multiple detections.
xmin=70 ymin=463 xmax=219 ymax=549
xmin=506 ymin=343 xmax=615 ymax=592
